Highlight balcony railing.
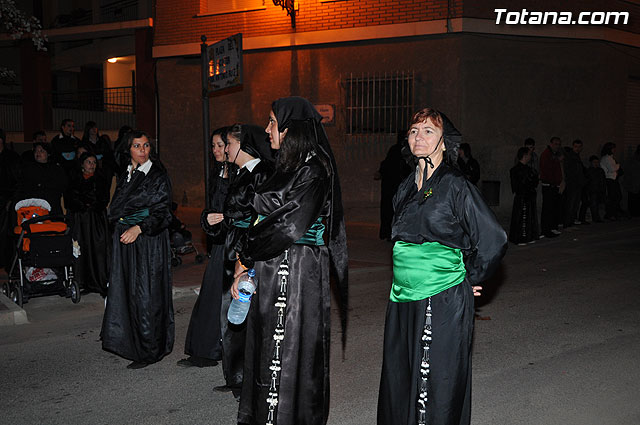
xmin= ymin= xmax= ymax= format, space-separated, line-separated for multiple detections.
xmin=0 ymin=87 xmax=136 ymax=132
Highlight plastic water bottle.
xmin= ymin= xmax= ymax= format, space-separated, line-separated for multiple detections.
xmin=227 ymin=268 xmax=257 ymax=324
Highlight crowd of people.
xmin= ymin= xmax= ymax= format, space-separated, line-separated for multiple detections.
xmin=2 ymin=100 xmax=515 ymax=425
xmin=509 ymin=137 xmax=640 ymax=245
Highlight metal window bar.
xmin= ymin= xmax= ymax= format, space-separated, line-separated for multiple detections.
xmin=341 ymin=71 xmax=414 ymax=162
xmin=345 ymin=71 xmax=414 ymax=135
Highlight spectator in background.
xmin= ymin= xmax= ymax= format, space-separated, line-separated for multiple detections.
xmin=585 ymin=155 xmax=606 ymax=222
xmin=0 ymin=129 xmax=21 ymax=270
xmin=509 ymin=146 xmax=539 ymax=245
xmin=562 ymin=139 xmax=587 ymax=226
xmin=539 ymin=137 xmax=563 ymax=238
xmin=16 ymin=142 xmax=68 ymax=215
xmin=82 ymin=121 xmax=116 ymax=177
xmin=21 ymin=130 xmax=47 ymax=163
xmin=624 ymin=145 xmax=640 ymax=217
xmin=376 ymin=133 xmax=412 ymax=240
xmin=600 ymin=142 xmax=623 ymax=220
xmin=51 ymin=118 xmax=79 ymax=176
xmin=64 ymin=152 xmax=111 ymax=296
xmin=524 ymin=138 xmax=539 ymax=174
xmin=457 ymin=142 xmax=480 ymax=185
xmin=113 ymin=125 xmax=133 ymax=178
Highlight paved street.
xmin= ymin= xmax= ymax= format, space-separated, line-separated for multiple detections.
xmin=1 ymin=217 xmax=639 ymax=424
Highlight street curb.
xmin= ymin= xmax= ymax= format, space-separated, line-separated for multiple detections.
xmin=0 ymin=293 xmax=29 ymax=326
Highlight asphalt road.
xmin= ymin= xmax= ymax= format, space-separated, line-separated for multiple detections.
xmin=1 ymin=219 xmax=639 ymax=425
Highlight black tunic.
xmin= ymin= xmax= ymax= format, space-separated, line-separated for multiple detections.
xmin=16 ymin=161 xmax=68 ymax=215
xmin=183 ymin=167 xmax=229 ymax=361
xmin=211 ymin=160 xmax=274 ymax=393
xmin=378 ymin=164 xmax=507 ymax=425
xmin=509 ymin=162 xmax=539 ymax=244
xmin=64 ymin=170 xmax=111 ymax=296
xmin=237 ymin=155 xmax=331 ymax=425
xmin=101 ymin=163 xmax=174 ymax=364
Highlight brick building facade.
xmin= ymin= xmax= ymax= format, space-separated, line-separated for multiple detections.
xmin=152 ymin=0 xmax=640 ymax=223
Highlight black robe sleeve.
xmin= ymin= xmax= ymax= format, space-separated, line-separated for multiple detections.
xmin=237 ymin=162 xmax=329 ymax=267
xmin=454 ymin=180 xmax=507 ymax=285
xmin=138 ymin=170 xmax=172 ymax=236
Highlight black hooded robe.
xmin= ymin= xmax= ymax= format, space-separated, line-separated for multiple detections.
xmin=183 ymin=166 xmax=229 ymax=362
xmin=509 ymin=162 xmax=539 ymax=244
xmin=101 ymin=163 xmax=174 ymax=364
xmin=377 ymin=164 xmax=507 ymax=425
xmin=64 ymin=169 xmax=111 ymax=296
xmin=237 ymin=156 xmax=331 ymax=425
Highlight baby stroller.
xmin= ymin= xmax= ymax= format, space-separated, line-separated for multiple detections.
xmin=1 ymin=198 xmax=80 ymax=307
xmin=169 ymin=202 xmax=204 ymax=267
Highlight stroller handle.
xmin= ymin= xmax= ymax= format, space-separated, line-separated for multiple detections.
xmin=21 ymin=214 xmax=67 ymax=230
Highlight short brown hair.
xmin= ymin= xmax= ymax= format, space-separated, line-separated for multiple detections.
xmin=409 ymin=108 xmax=443 ymax=133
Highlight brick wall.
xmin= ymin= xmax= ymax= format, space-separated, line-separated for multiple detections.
xmin=155 ymin=0 xmax=463 ymax=46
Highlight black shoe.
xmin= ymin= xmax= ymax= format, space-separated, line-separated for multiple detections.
xmin=213 ymin=384 xmax=234 ymax=393
xmin=127 ymin=361 xmax=148 ymax=369
xmin=178 ymin=356 xmax=218 ymax=368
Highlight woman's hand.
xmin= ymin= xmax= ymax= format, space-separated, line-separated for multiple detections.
xmin=120 ymin=225 xmax=142 ymax=244
xmin=207 ymin=212 xmax=224 ymax=226
xmin=230 ymin=270 xmax=248 ymax=300
xmin=472 ymin=285 xmax=483 ymax=297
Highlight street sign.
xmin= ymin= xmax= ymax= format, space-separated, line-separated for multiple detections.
xmin=207 ymin=33 xmax=243 ymax=92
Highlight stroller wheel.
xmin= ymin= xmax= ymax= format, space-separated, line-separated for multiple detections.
xmin=2 ymin=282 xmax=9 ymax=297
xmin=70 ymin=280 xmax=81 ymax=304
xmin=195 ymin=254 xmax=204 ymax=264
xmin=8 ymin=282 xmax=23 ymax=308
xmin=171 ymin=257 xmax=181 ymax=267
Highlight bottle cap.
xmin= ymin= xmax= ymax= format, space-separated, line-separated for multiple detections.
xmin=247 ymin=268 xmax=256 ymax=277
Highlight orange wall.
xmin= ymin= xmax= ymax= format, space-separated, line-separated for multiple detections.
xmin=155 ymin=0 xmax=463 ymax=46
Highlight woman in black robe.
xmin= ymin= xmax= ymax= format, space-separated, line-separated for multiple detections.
xmin=101 ymin=130 xmax=174 ymax=369
xmin=234 ymin=97 xmax=349 ymax=425
xmin=178 ymin=127 xmax=231 ymax=368
xmin=210 ymin=124 xmax=274 ymax=399
xmin=64 ymin=152 xmax=111 ymax=296
xmin=509 ymin=147 xmax=539 ymax=245
xmin=377 ymin=108 xmax=507 ymax=425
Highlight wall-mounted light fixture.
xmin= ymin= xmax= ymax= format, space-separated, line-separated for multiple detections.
xmin=107 ymin=57 xmax=118 ymax=63
xmin=273 ymin=0 xmax=298 ymax=28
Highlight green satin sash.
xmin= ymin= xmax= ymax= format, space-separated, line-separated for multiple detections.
xmin=390 ymin=240 xmax=466 ymax=302
xmin=233 ymin=216 xmax=325 ymax=246
xmin=119 ymin=208 xmax=149 ymax=225
xmin=294 ymin=218 xmax=325 ymax=246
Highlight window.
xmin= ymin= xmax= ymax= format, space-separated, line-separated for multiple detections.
xmin=206 ymin=0 xmax=265 ymax=16
xmin=344 ymin=71 xmax=414 ymax=134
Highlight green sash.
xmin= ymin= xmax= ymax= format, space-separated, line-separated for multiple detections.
xmin=233 ymin=216 xmax=325 ymax=246
xmin=119 ymin=209 xmax=149 ymax=225
xmin=390 ymin=240 xmax=466 ymax=302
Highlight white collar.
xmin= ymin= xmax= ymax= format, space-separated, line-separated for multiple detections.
xmin=126 ymin=159 xmax=153 ymax=182
xmin=241 ymin=158 xmax=261 ymax=173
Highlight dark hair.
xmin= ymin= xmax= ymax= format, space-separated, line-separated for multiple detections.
xmin=60 ymin=118 xmax=73 ymax=130
xmin=601 ymin=142 xmax=616 ymax=157
xmin=589 ymin=155 xmax=599 ymax=162
xmin=117 ymin=125 xmax=133 ymax=141
xmin=550 ymin=136 xmax=561 ymax=144
xmin=524 ymin=138 xmax=535 ymax=147
xmin=32 ymin=130 xmax=46 ymax=141
xmin=459 ymin=142 xmax=472 ymax=158
xmin=227 ymin=124 xmax=242 ymax=144
xmin=572 ymin=139 xmax=583 ymax=146
xmin=82 ymin=121 xmax=98 ymax=142
xmin=78 ymin=151 xmax=97 ymax=166
xmin=124 ymin=130 xmax=156 ymax=161
xmin=33 ymin=141 xmax=51 ymax=155
xmin=277 ymin=119 xmax=331 ymax=175
xmin=517 ymin=146 xmax=530 ymax=161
